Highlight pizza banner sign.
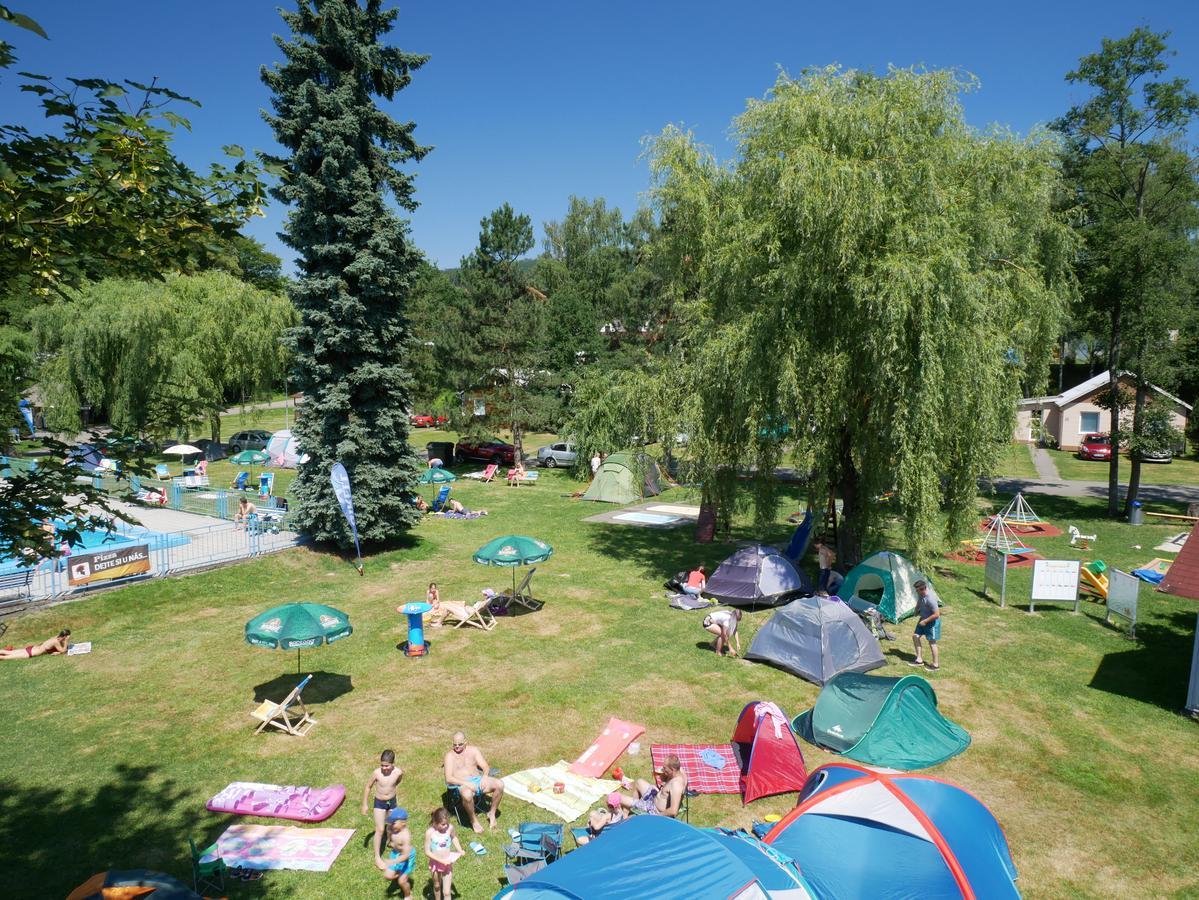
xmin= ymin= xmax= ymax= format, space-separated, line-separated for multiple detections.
xmin=68 ymin=544 xmax=151 ymax=586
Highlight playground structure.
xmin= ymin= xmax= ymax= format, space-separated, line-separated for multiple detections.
xmin=1079 ymin=560 xmax=1109 ymax=599
xmin=1000 ymin=492 xmax=1041 ymax=526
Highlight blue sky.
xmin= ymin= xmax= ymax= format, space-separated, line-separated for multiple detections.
xmin=6 ymin=1 xmax=1198 ymax=271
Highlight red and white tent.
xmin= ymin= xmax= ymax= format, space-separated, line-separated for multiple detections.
xmin=731 ymin=701 xmax=807 ymax=804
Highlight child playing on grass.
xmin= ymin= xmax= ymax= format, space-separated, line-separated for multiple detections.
xmin=425 ymin=807 xmax=464 ymax=900
xmin=362 ymin=749 xmax=404 ymax=867
xmin=426 ymin=582 xmax=445 ymax=627
xmin=379 ymin=807 xmax=414 ymax=897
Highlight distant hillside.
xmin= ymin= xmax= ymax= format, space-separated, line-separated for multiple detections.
xmin=441 ymin=257 xmax=538 ymax=283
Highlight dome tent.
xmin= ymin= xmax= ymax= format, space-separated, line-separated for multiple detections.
xmin=765 ymin=764 xmax=1019 ymax=899
xmin=839 ymin=550 xmax=931 ymax=623
xmin=792 ymin=672 xmax=971 ymax=770
xmin=732 ymin=701 xmax=808 ymax=804
xmin=706 ymin=544 xmax=813 ymax=607
xmin=582 ymin=451 xmax=663 ymax=504
xmin=745 ymin=597 xmax=885 ymax=685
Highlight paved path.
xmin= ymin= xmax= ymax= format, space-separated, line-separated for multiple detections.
xmin=1030 ymin=446 xmax=1062 ymax=482
xmin=986 ymin=476 xmax=1198 ymax=505
xmin=222 ymin=397 xmax=301 ymax=415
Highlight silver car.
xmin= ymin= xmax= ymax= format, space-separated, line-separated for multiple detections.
xmin=537 ymin=441 xmax=577 ymax=468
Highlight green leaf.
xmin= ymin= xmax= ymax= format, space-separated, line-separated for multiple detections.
xmin=1 ymin=8 xmax=49 ymax=39
xmin=223 ymin=144 xmax=245 ymax=158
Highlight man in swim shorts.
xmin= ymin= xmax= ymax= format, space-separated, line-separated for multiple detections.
xmin=617 ymin=755 xmax=688 ymax=818
xmin=443 ymin=730 xmax=504 ymax=833
xmin=362 ymin=748 xmax=404 ymax=866
xmin=0 ymin=628 xmax=70 ymax=660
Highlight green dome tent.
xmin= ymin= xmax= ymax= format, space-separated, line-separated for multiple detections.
xmin=582 ymin=452 xmax=663 ymax=504
xmin=792 ymin=672 xmax=970 ymax=770
xmin=839 ymin=550 xmax=930 ymax=623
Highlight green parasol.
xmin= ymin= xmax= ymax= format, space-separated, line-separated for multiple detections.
xmin=472 ymin=534 xmax=553 ymax=597
xmin=419 ymin=467 xmax=457 ymax=484
xmin=229 ymin=449 xmax=269 ymax=480
xmin=245 ymin=602 xmax=353 ymax=673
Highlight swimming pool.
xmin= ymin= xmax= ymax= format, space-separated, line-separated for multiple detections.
xmin=0 ymin=525 xmax=190 ymax=576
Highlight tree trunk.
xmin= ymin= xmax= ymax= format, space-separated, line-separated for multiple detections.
xmin=210 ymin=414 xmax=221 ymax=445
xmin=1106 ymin=300 xmax=1122 ymax=518
xmin=1123 ymin=380 xmax=1148 ymax=517
xmin=695 ymin=483 xmax=716 ymax=543
xmin=835 ymin=430 xmax=863 ymax=566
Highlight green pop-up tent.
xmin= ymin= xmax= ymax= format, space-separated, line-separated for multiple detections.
xmin=838 ymin=550 xmax=930 ymax=622
xmin=792 ymin=672 xmax=970 ymax=770
xmin=582 ymin=451 xmax=663 ymax=504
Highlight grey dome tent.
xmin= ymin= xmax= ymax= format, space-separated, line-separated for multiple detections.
xmin=745 ymin=596 xmax=885 ymax=685
xmin=582 ymin=451 xmax=663 ymax=504
xmin=706 ymin=544 xmax=813 ymax=607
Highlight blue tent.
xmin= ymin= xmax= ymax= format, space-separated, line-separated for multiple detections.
xmin=497 ymin=816 xmax=814 ymax=899
xmin=766 ymin=764 xmax=1019 ymax=899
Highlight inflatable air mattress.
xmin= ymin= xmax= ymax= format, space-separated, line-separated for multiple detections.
xmin=207 ymin=782 xmax=345 ymax=823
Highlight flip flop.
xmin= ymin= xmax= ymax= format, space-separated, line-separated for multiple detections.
xmin=907 ymin=660 xmax=924 ymax=667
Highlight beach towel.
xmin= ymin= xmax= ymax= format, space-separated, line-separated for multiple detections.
xmin=570 ymin=717 xmax=645 ymax=778
xmin=651 ymin=744 xmax=741 ymax=795
xmin=502 ymin=761 xmax=619 ymax=822
xmin=669 ymin=591 xmax=713 ymax=610
xmin=432 ymin=510 xmax=487 ymax=520
xmin=206 ymin=782 xmax=346 ymax=823
xmin=211 ymin=824 xmax=354 ymax=872
xmin=1132 ymin=558 xmax=1172 ymax=585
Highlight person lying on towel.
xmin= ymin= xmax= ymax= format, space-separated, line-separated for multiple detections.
xmin=0 ymin=628 xmax=70 ymax=660
xmin=616 ymin=756 xmax=688 ymax=817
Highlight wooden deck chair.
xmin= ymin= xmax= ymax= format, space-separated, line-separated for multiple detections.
xmin=508 ymin=567 xmax=541 ymax=610
xmin=481 ymin=463 xmax=499 ymax=483
xmin=445 ymin=598 xmax=497 ymax=631
xmin=251 ymin=673 xmax=316 ymax=736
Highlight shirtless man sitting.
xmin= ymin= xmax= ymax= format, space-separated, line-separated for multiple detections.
xmin=362 ymin=749 xmax=404 ymax=866
xmin=617 ymin=755 xmax=688 ymax=818
xmin=443 ymin=731 xmax=504 ymax=833
xmin=0 ymin=628 xmax=70 ymax=660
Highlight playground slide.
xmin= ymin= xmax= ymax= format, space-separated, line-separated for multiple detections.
xmin=1079 ymin=562 xmax=1109 ymax=599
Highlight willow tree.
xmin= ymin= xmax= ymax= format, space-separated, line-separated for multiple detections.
xmin=262 ymin=0 xmax=429 ymax=544
xmin=575 ymin=68 xmax=1076 ymax=566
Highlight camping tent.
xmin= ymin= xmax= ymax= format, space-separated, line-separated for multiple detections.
xmin=1157 ymin=523 xmax=1199 ymax=716
xmin=706 ymin=544 xmax=813 ymax=607
xmin=265 ymin=429 xmax=306 ymax=468
xmin=581 ymin=451 xmax=663 ymax=504
xmin=732 ymin=701 xmax=808 ymax=804
xmin=765 ymin=764 xmax=1019 ymax=899
xmin=791 ymin=673 xmax=971 ymax=770
xmin=745 ymin=597 xmax=885 ymax=685
xmin=496 ymin=815 xmax=815 ymax=899
xmin=839 ymin=551 xmax=930 ymax=623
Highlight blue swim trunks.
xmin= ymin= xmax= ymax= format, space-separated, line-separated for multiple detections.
xmin=467 ymin=775 xmax=483 ymax=794
xmin=914 ymin=619 xmax=942 ymax=641
xmin=389 ymin=850 xmax=415 ymax=876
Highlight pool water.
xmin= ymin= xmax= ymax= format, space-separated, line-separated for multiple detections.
xmin=0 ymin=526 xmax=190 ymax=576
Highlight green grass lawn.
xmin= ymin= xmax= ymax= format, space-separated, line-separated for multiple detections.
xmin=987 ymin=443 xmax=1039 ymax=479
xmin=3 ymin=475 xmax=1198 ymax=897
xmin=1048 ymin=448 xmax=1199 ymax=486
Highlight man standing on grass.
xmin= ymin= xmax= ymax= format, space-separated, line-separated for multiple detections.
xmin=910 ymin=580 xmax=941 ymax=671
xmin=444 ymin=731 xmax=504 ymax=833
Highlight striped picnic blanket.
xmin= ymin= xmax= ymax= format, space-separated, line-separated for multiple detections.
xmin=651 ymin=743 xmax=741 ymax=795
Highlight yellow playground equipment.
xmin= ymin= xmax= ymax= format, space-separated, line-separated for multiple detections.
xmin=1079 ymin=560 xmax=1108 ymax=599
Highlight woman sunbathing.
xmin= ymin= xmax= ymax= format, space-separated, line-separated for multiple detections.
xmin=0 ymin=628 xmax=71 ymax=660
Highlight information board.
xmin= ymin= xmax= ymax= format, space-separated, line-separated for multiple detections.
xmin=1105 ymin=568 xmax=1139 ymax=637
xmin=1029 ymin=559 xmax=1080 ymax=613
xmin=982 ymin=547 xmax=1007 ymax=607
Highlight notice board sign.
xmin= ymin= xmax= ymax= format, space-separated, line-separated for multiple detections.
xmin=1105 ymin=568 xmax=1139 ymax=638
xmin=1029 ymin=559 xmax=1080 ymax=613
xmin=983 ymin=547 xmax=1008 ymax=607
xmin=68 ymin=544 xmax=150 ymax=587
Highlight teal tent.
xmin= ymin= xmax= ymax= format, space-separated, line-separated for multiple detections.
xmin=582 ymin=451 xmax=663 ymax=504
xmin=792 ymin=672 xmax=970 ymax=770
xmin=839 ymin=550 xmax=930 ymax=622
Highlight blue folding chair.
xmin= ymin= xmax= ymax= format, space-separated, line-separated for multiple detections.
xmin=504 ymin=822 xmax=563 ymax=885
xmin=431 ymin=484 xmax=451 ymax=512
xmin=231 ymin=471 xmax=249 ymax=491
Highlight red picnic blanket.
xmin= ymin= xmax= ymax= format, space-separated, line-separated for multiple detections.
xmin=651 ymin=743 xmax=742 ymax=795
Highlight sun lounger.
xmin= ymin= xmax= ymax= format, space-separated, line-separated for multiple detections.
xmin=481 ymin=463 xmax=498 ymax=483
xmin=251 ymin=674 xmax=316 ymax=736
xmin=445 ymin=598 xmax=497 ymax=631
xmin=503 ymin=567 xmax=541 ymax=611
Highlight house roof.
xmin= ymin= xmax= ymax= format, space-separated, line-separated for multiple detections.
xmin=1018 ymin=371 xmax=1192 ymax=412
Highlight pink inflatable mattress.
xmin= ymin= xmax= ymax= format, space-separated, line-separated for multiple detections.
xmin=206 ymin=782 xmax=346 ymax=823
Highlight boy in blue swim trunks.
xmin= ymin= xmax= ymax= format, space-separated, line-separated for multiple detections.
xmin=363 ymin=749 xmax=404 ymax=867
xmin=380 ymin=807 xmax=414 ymax=897
xmin=909 ymin=580 xmax=941 ymax=671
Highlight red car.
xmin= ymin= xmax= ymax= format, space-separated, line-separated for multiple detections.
xmin=409 ymin=413 xmax=448 ymax=428
xmin=1077 ymin=433 xmax=1112 ymax=461
xmin=454 ymin=439 xmax=517 ymax=465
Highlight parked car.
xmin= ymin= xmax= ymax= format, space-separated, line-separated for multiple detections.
xmin=537 ymin=441 xmax=577 ymax=468
xmin=409 ymin=413 xmax=448 ymax=428
xmin=1077 ymin=433 xmax=1112 ymax=461
xmin=1135 ymin=447 xmax=1173 ymax=464
xmin=227 ymin=430 xmax=273 ymax=453
xmin=455 ymin=439 xmax=517 ymax=465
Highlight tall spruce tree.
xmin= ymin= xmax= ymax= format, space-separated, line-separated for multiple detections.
xmin=262 ymin=0 xmax=429 ymax=544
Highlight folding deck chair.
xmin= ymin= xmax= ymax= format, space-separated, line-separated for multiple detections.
xmin=504 ymin=567 xmax=541 ymax=611
xmin=431 ymin=484 xmax=452 ymax=512
xmin=231 ymin=471 xmax=249 ymax=491
xmin=480 ymin=463 xmax=499 ymax=483
xmin=154 ymin=463 xmax=171 ymax=479
xmin=444 ymin=598 xmax=497 ymax=631
xmin=251 ymin=673 xmax=316 ymax=735
xmin=504 ymin=822 xmax=563 ymax=885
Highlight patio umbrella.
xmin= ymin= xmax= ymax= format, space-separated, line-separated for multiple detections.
xmin=164 ymin=443 xmax=202 ymax=474
xmin=245 ymin=602 xmax=353 ymax=673
xmin=472 ymin=534 xmax=553 ymax=597
xmin=230 ymin=449 xmax=269 ymax=479
xmin=419 ymin=467 xmax=457 ymax=484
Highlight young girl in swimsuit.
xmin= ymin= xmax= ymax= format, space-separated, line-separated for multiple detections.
xmin=0 ymin=629 xmax=70 ymax=660
xmin=425 ymin=807 xmax=464 ymax=900
xmin=426 ymin=582 xmax=446 ymax=627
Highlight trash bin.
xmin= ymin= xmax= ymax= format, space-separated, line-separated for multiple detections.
xmin=1129 ymin=501 xmax=1144 ymax=526
xmin=426 ymin=441 xmax=454 ymax=464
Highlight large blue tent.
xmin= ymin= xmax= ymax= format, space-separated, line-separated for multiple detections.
xmin=765 ymin=763 xmax=1019 ymax=899
xmin=497 ymin=815 xmax=814 ymax=899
